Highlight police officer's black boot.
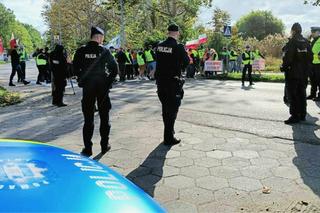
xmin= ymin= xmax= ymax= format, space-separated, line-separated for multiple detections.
xmin=163 ymin=115 xmax=181 ymax=146
xmin=284 ymin=116 xmax=300 ymax=124
xmin=81 ymin=123 xmax=94 ymax=157
xmin=306 ymin=95 xmax=315 ymax=100
xmin=80 ymin=148 xmax=93 ymax=157
xmin=101 ymin=142 xmax=111 ymax=154
xmin=23 ymin=80 xmax=30 ymax=85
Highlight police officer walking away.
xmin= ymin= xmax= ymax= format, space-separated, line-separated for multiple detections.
xmin=281 ymin=23 xmax=312 ymax=124
xmin=73 ymin=27 xmax=118 ymax=157
xmin=155 ymin=24 xmax=189 ymax=146
xmin=308 ymin=27 xmax=320 ymax=101
xmin=50 ymin=44 xmax=68 ymax=107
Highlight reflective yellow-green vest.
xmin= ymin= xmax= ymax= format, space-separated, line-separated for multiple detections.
xmin=242 ymin=52 xmax=254 ymax=65
xmin=36 ymin=54 xmax=47 ymax=66
xmin=192 ymin=49 xmax=198 ymax=58
xmin=112 ymin=52 xmax=116 ymax=58
xmin=312 ymin=37 xmax=320 ymax=64
xmin=125 ymin=52 xmax=131 ymax=65
xmin=137 ymin=54 xmax=145 ymax=66
xmin=254 ymin=50 xmax=262 ymax=60
xmin=144 ymin=50 xmax=154 ymax=62
xmin=198 ymin=49 xmax=205 ymax=59
xmin=230 ymin=51 xmax=238 ymax=61
xmin=19 ymin=49 xmax=27 ymax=62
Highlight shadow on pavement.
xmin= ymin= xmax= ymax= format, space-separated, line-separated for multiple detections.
xmin=126 ymin=143 xmax=171 ymax=197
xmin=292 ymin=113 xmax=320 ymax=199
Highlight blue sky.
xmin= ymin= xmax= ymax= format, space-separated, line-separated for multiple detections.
xmin=0 ymin=0 xmax=319 ymax=34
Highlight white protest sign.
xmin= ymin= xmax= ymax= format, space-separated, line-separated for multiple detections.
xmin=204 ymin=60 xmax=223 ymax=72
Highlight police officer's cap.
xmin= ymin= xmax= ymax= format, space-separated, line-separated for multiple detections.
xmin=91 ymin=26 xmax=105 ymax=38
xmin=311 ymin=27 xmax=320 ymax=32
xmin=168 ymin=24 xmax=179 ymax=32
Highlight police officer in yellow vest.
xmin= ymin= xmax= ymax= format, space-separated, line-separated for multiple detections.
xmin=18 ymin=45 xmax=28 ymax=82
xmin=36 ymin=49 xmax=48 ymax=85
xmin=241 ymin=45 xmax=255 ymax=86
xmin=308 ymin=27 xmax=320 ymax=101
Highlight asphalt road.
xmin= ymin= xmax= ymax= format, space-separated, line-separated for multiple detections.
xmin=1 ymin=60 xmax=320 ymax=144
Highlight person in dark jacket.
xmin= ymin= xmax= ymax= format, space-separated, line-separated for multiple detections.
xmin=73 ymin=26 xmax=119 ymax=157
xmin=44 ymin=47 xmax=51 ymax=83
xmin=9 ymin=45 xmax=30 ymax=86
xmin=155 ymin=24 xmax=189 ymax=146
xmin=50 ymin=44 xmax=68 ymax=107
xmin=281 ymin=23 xmax=313 ymax=124
xmin=115 ymin=48 xmax=129 ymax=82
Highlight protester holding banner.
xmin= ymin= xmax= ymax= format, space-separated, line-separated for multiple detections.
xmin=204 ymin=49 xmax=221 ymax=77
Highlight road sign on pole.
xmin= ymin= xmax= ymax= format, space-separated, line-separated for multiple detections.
xmin=223 ymin=26 xmax=232 ymax=37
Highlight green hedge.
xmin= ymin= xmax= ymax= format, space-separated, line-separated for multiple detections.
xmin=0 ymin=86 xmax=21 ymax=107
xmin=207 ymin=72 xmax=285 ymax=83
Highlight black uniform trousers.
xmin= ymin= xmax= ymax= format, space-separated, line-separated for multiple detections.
xmin=118 ymin=63 xmax=126 ymax=81
xmin=126 ymin=64 xmax=133 ymax=80
xmin=37 ymin=65 xmax=46 ymax=83
xmin=157 ymin=82 xmax=182 ymax=142
xmin=82 ymin=76 xmax=111 ymax=151
xmin=287 ymin=79 xmax=307 ymax=119
xmin=309 ymin=64 xmax=320 ymax=98
xmin=20 ymin=61 xmax=26 ymax=81
xmin=10 ymin=64 xmax=23 ymax=83
xmin=52 ymin=79 xmax=66 ymax=105
xmin=242 ymin=64 xmax=253 ymax=84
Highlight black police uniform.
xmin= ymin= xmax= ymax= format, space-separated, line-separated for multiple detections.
xmin=155 ymin=34 xmax=189 ymax=145
xmin=115 ymin=49 xmax=129 ymax=82
xmin=282 ymin=33 xmax=313 ymax=123
xmin=50 ymin=44 xmax=68 ymax=106
xmin=73 ymin=39 xmax=118 ymax=156
xmin=9 ymin=48 xmax=30 ymax=86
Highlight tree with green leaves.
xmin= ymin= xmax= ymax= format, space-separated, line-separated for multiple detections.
xmin=0 ymin=3 xmax=15 ymax=49
xmin=43 ymin=0 xmax=213 ymax=50
xmin=0 ymin=2 xmax=43 ymax=53
xmin=304 ymin=0 xmax=320 ymax=5
xmin=23 ymin=24 xmax=43 ymax=50
xmin=236 ymin=10 xmax=284 ymax=40
xmin=211 ymin=7 xmax=231 ymax=33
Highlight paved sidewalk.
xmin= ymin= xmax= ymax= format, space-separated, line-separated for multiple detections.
xmin=1 ymin=62 xmax=320 ymax=212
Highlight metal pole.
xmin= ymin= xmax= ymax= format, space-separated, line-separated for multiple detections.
xmin=58 ymin=0 xmax=62 ymax=45
xmin=120 ymin=0 xmax=125 ymax=47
